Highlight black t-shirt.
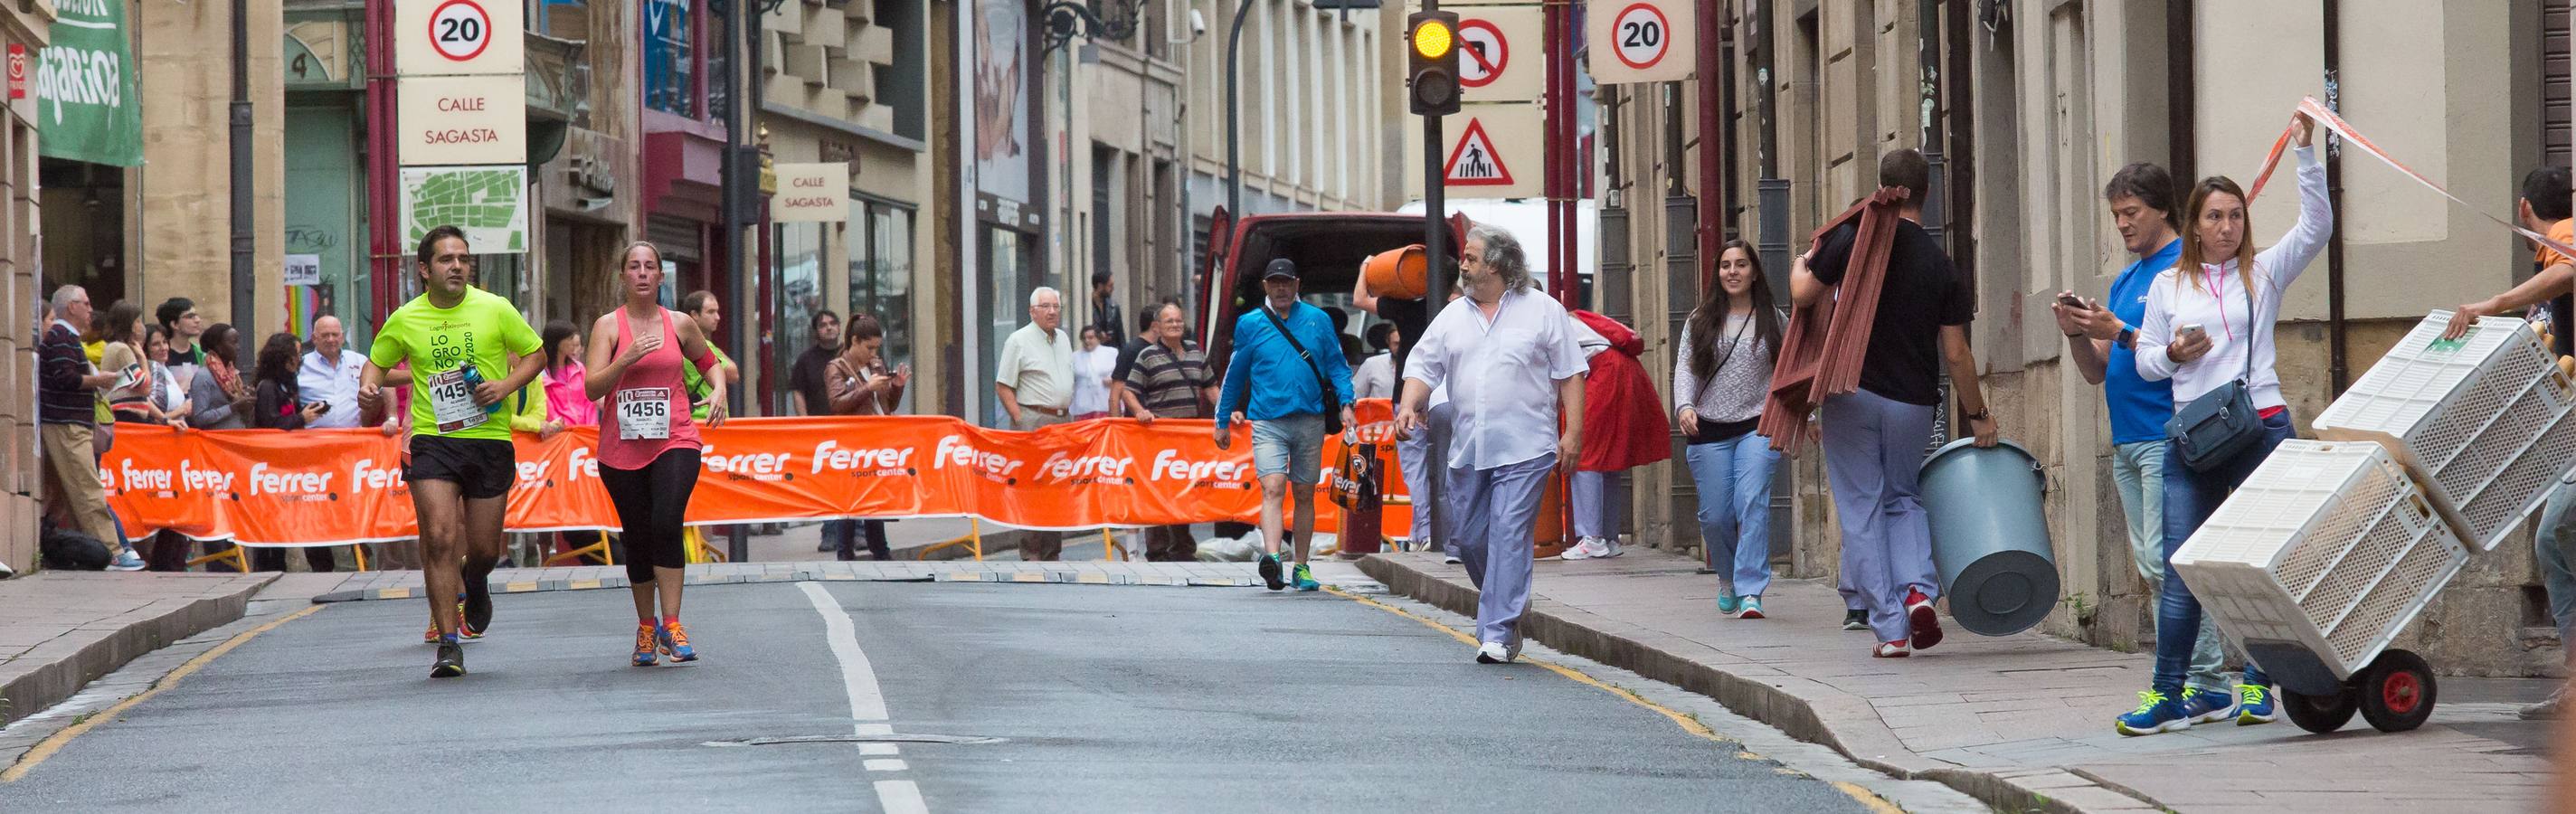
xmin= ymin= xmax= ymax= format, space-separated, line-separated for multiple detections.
xmin=1806 ymin=218 xmax=1975 ymax=406
xmin=790 ymin=346 xmax=836 ymax=415
xmin=1111 ymin=336 xmax=1151 ymax=386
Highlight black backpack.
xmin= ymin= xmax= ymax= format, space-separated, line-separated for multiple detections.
xmin=40 ymin=520 xmax=111 ymax=571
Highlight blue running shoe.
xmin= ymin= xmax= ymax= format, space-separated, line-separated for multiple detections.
xmin=2116 ymin=690 xmax=2191 ymax=736
xmin=1716 ymin=589 xmax=1741 ymax=615
xmin=632 ymin=623 xmax=659 ymax=667
xmin=1291 ymin=562 xmax=1320 ymax=592
xmin=658 ymin=621 xmax=698 ymax=663
xmin=2236 ymin=684 xmax=2278 ymax=725
xmin=2180 ymin=687 xmax=2236 ymax=724
xmin=1259 ymin=554 xmax=1285 ymax=592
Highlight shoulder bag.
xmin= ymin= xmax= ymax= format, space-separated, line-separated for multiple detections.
xmin=2164 ymin=270 xmax=2262 ymax=473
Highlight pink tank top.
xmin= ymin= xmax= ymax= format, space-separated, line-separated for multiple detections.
xmin=596 ymin=308 xmax=703 ymax=469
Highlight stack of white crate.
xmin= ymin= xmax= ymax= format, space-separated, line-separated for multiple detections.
xmin=2171 ymin=311 xmax=2576 ymax=682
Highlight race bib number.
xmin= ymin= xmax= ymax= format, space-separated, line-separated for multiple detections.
xmin=426 ymin=368 xmax=487 ymax=433
xmin=617 ymin=387 xmax=673 ymax=440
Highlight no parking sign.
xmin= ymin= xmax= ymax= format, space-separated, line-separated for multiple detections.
xmin=1586 ymin=0 xmax=1693 ymax=83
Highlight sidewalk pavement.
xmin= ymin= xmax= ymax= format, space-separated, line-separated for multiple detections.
xmin=0 ymin=572 xmax=276 ymax=727
xmin=1359 ymin=548 xmax=2557 ymax=814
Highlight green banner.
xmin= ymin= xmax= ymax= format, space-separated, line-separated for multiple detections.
xmin=37 ymin=0 xmax=143 ymax=166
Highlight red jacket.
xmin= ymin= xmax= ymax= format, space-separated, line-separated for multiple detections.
xmin=1571 ymin=310 xmax=1672 ymax=472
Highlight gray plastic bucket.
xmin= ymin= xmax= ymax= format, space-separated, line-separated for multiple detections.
xmin=1918 ymin=438 xmax=2060 ymax=637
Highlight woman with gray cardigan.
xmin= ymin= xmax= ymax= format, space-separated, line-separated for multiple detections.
xmin=185 ymin=324 xmax=253 ymax=431
xmin=1674 ymin=241 xmax=1786 ymax=621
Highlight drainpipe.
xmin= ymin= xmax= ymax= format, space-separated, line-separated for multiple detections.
xmin=230 ymin=0 xmax=254 ymax=327
xmin=1225 ymin=0 xmax=1254 ymax=219
xmin=2323 ymin=0 xmax=2350 ymax=394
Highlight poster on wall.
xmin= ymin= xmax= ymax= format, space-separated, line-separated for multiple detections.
xmin=38 ymin=0 xmax=144 ymax=166
xmin=972 ymin=0 xmax=1032 ymax=209
xmin=398 ymin=165 xmax=530 ymax=253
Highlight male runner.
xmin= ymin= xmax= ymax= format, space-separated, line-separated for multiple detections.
xmin=361 ymin=225 xmax=545 ymax=677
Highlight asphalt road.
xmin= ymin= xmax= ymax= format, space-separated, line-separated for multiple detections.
xmin=0 ymin=582 xmax=1880 ymax=813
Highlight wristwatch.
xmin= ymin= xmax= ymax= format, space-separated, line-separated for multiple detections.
xmin=1963 ymin=408 xmax=1990 ymax=422
xmin=2116 ymin=326 xmax=2136 ymax=349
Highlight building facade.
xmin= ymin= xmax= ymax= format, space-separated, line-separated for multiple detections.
xmin=1597 ymin=0 xmax=2569 ymax=677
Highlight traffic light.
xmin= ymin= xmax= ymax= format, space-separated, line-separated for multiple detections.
xmin=1406 ymin=11 xmax=1462 ymax=116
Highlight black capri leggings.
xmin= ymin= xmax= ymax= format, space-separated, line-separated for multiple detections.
xmin=600 ymin=449 xmax=701 ymax=583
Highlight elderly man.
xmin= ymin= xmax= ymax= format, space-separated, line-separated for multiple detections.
xmin=1122 ymin=301 xmax=1217 ymax=561
xmin=1217 ymin=260 xmax=1357 ymax=592
xmin=40 ymin=285 xmax=145 ymax=570
xmin=996 ymin=286 xmax=1075 ymax=560
xmin=298 ymin=316 xmax=365 ymax=430
xmin=1395 ymin=225 xmax=1584 ymax=663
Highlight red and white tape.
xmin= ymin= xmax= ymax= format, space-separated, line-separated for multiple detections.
xmin=2245 ymin=95 xmax=2576 ymax=260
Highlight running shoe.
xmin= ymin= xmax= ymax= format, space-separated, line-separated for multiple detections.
xmin=2116 ymin=690 xmax=2190 ymax=736
xmin=1475 ymin=641 xmax=1512 ymax=664
xmin=1291 ymin=562 xmax=1319 ymax=592
xmin=1716 ymin=589 xmax=1741 ymax=615
xmin=2519 ymin=686 xmax=2565 ymax=720
xmin=1842 ymin=609 xmax=1869 ymax=631
xmin=431 ymin=639 xmax=466 ymax=678
xmin=658 ymin=622 xmax=699 ymax=663
xmin=1905 ymin=589 xmax=1944 ymax=651
xmin=1443 ymin=554 xmax=1463 ymax=565
xmin=1872 ymin=640 xmax=1910 ymax=658
xmin=632 ymin=624 xmax=660 ymax=667
xmin=456 ymin=596 xmax=484 ymax=640
xmin=2180 ymin=687 xmax=2236 ymax=724
xmin=2236 ymin=684 xmax=2278 ymax=725
xmin=423 ymin=620 xmax=439 ymax=644
xmin=106 ymin=548 xmax=146 ymax=572
xmin=1736 ymin=596 xmax=1765 ymax=620
xmin=1593 ymin=538 xmax=1624 ymax=559
xmin=1560 ymin=536 xmax=1602 ymax=560
xmin=464 ymin=583 xmax=494 ymax=636
xmin=1258 ymin=553 xmax=1285 ymax=591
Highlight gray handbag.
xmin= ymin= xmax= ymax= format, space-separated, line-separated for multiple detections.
xmin=2164 ymin=271 xmax=2262 ymax=473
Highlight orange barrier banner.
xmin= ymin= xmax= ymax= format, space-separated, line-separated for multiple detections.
xmin=102 ymin=402 xmax=1417 ymax=547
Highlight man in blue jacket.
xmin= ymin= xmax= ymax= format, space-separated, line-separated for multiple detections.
xmin=1216 ymin=259 xmax=1357 ymax=592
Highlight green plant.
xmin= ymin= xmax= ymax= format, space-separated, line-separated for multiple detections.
xmin=2060 ymin=592 xmax=2097 ymax=626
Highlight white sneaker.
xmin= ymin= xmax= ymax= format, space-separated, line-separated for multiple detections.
xmin=1475 ymin=641 xmax=1513 ymax=664
xmin=1443 ymin=554 xmax=1463 ymax=565
xmin=1559 ymin=537 xmax=1600 ymax=560
xmin=1596 ymin=538 xmax=1624 ymax=559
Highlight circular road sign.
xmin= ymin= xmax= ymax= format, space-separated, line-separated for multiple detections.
xmin=428 ymin=0 xmax=496 ymax=62
xmin=1456 ymin=20 xmax=1509 ymax=89
xmin=1611 ymin=3 xmax=1672 ymax=71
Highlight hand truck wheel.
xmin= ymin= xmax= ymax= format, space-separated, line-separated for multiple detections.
xmin=2279 ymin=686 xmax=2358 ymax=734
xmin=2355 ymin=648 xmax=2436 ymax=733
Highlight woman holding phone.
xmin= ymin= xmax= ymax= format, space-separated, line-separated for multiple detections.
xmin=2117 ymin=111 xmax=2332 ymax=736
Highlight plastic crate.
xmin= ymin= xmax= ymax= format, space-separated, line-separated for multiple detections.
xmin=2311 ymin=310 xmax=2576 ymax=553
xmin=2170 ymin=440 xmax=2468 ymax=683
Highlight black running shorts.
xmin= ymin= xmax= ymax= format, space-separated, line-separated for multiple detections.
xmin=406 ymin=435 xmax=516 ymax=500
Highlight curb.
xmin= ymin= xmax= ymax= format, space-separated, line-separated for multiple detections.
xmin=1355 ymin=554 xmax=2167 ymax=814
xmin=310 ymin=566 xmax=1257 ymax=603
xmin=0 ymin=574 xmax=277 ymax=728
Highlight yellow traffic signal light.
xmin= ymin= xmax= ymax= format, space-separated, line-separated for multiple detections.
xmin=1406 ymin=11 xmax=1461 ymax=116
xmin=1412 ymin=17 xmax=1454 ymax=61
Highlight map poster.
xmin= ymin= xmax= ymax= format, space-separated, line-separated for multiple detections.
xmin=399 ymin=165 xmax=530 ymax=253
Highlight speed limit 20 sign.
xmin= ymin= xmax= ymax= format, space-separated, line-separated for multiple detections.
xmin=1586 ymin=0 xmax=1692 ymax=84
xmin=396 ymin=0 xmax=524 ymax=76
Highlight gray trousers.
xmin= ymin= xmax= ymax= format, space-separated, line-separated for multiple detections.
xmin=1396 ymin=402 xmax=1455 ymax=554
xmin=1571 ymin=470 xmax=1626 ymax=541
xmin=1449 ymin=453 xmax=1558 ymax=648
xmin=2114 ymin=438 xmax=2228 ymax=693
xmin=2535 ymin=474 xmax=2576 ymax=663
xmin=1821 ymin=390 xmax=1941 ymax=644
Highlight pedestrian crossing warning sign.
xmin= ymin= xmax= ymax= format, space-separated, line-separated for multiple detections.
xmin=1444 ymin=119 xmax=1515 ymax=186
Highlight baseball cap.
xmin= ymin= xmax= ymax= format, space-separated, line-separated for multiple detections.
xmin=1263 ymin=259 xmax=1300 ymax=280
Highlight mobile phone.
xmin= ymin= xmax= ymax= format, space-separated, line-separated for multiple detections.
xmin=2055 ymin=293 xmax=2090 ymax=310
xmin=313 ymin=402 xmax=331 ymax=414
xmin=2178 ymin=323 xmax=2205 ymax=337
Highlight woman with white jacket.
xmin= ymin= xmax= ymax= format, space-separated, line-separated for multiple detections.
xmin=2117 ymin=113 xmax=2328 ymax=736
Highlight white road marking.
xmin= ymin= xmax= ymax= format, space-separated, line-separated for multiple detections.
xmin=861 ymin=743 xmax=901 ymax=756
xmin=874 ymin=781 xmax=930 ymax=814
xmin=800 ymin=582 xmax=922 ymax=812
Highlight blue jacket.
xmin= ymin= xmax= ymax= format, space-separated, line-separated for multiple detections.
xmin=1215 ymin=301 xmax=1355 ymax=431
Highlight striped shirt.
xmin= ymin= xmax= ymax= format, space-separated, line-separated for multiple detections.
xmin=1123 ymin=339 xmax=1211 ymax=419
xmin=38 ymin=321 xmax=96 ymax=425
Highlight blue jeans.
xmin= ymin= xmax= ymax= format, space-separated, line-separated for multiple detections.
xmin=1685 ymin=431 xmax=1778 ymax=598
xmin=825 ymin=519 xmax=891 ymax=561
xmin=2533 ymin=473 xmax=2576 ymax=664
xmin=2116 ymin=439 xmax=2229 ymax=695
xmin=2155 ymin=411 xmax=2294 ymax=695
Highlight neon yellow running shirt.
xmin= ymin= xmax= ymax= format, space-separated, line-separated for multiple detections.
xmin=368 ymin=287 xmax=544 ymax=441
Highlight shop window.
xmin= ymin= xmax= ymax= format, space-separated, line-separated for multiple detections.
xmin=876 ymin=0 xmax=929 ymax=140
xmin=775 ymin=222 xmax=825 ymax=414
xmin=644 ymin=0 xmax=696 ymax=117
xmin=851 ymin=201 xmax=916 ymax=396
